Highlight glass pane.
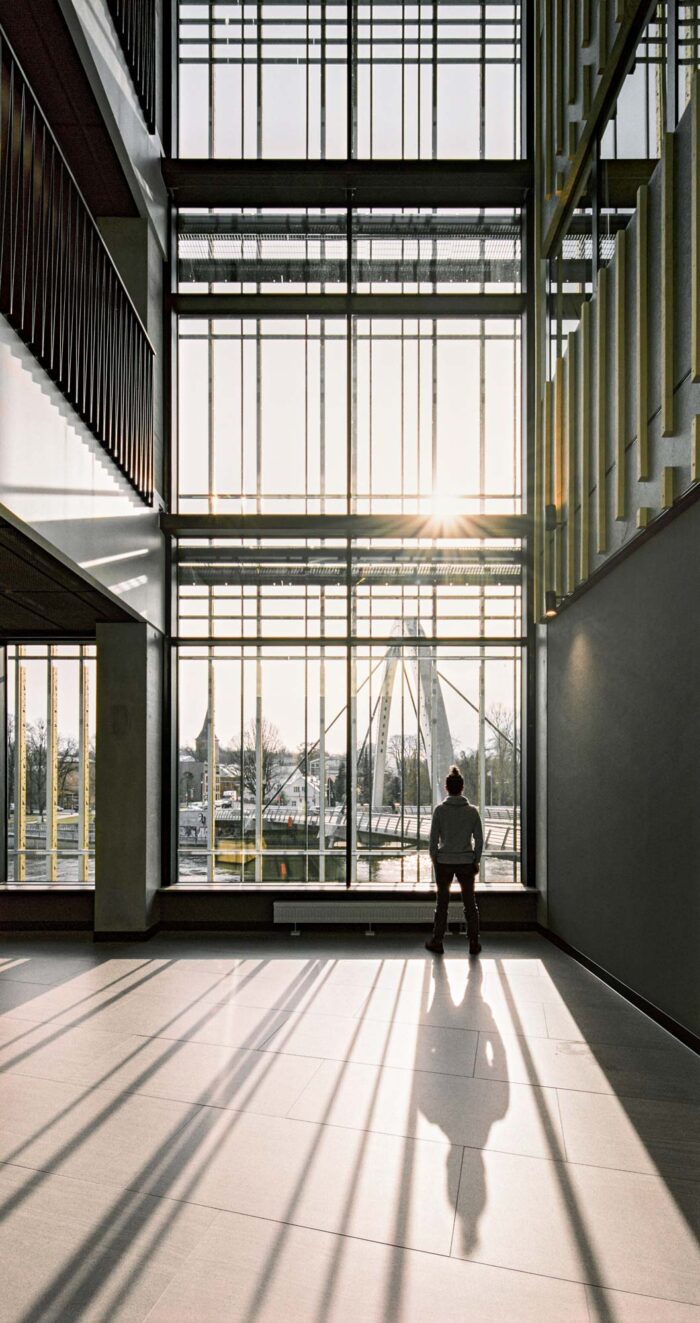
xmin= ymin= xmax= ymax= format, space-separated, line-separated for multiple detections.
xmin=177 ymin=2 xmax=521 ymax=160
xmin=7 ymin=645 xmax=96 ymax=884
xmin=178 ymin=319 xmax=348 ymax=515
xmin=178 ymin=317 xmax=521 ymax=516
xmin=178 ymin=646 xmax=348 ymax=883
xmin=352 ymin=644 xmax=521 ymax=886
xmin=177 ymin=643 xmax=520 ymax=885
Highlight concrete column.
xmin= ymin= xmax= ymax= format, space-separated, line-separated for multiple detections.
xmin=0 ymin=646 xmax=6 ymax=883
xmin=95 ymin=622 xmax=162 ymax=936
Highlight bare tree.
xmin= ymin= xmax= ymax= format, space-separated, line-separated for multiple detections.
xmin=7 ymin=716 xmax=15 ymax=805
xmin=486 ymin=704 xmax=518 ymax=805
xmin=242 ymin=718 xmax=284 ymax=801
xmin=24 ymin=720 xmax=47 ymax=815
xmin=57 ymin=737 xmax=79 ymax=800
xmin=12 ymin=723 xmax=85 ymax=814
xmin=383 ymin=734 xmax=430 ymax=806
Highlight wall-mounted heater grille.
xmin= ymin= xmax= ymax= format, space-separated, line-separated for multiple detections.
xmin=273 ymin=901 xmax=468 ymax=936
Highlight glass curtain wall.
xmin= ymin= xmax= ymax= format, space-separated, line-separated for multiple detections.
xmin=175 ymin=302 xmax=523 ymax=887
xmin=6 ymin=645 xmax=96 ymax=883
xmin=178 ymin=2 xmax=521 ymax=159
xmin=174 ymin=2 xmax=525 ymax=888
xmin=176 ymin=539 xmax=522 ymax=885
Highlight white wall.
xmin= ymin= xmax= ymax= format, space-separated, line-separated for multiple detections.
xmin=0 ymin=316 xmax=165 ymax=631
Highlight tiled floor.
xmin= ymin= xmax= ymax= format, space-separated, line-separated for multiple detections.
xmin=0 ymin=933 xmax=698 ymax=1322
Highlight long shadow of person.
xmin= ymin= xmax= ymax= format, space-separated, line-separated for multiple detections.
xmin=415 ymin=955 xmax=509 ymax=1256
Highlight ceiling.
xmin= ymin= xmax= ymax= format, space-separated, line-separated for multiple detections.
xmin=0 ymin=522 xmax=133 ymax=639
xmin=0 ymin=2 xmax=138 ymax=217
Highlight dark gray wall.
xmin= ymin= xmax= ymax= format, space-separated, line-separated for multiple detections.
xmin=545 ymin=498 xmax=700 ymax=1037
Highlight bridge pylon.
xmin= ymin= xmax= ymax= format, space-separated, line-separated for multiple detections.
xmin=371 ymin=620 xmax=454 ymax=811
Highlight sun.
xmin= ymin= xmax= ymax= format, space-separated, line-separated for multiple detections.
xmin=429 ymin=491 xmax=463 ymax=521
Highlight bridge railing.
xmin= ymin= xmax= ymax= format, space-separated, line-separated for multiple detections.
xmin=184 ymin=802 xmax=519 ymax=859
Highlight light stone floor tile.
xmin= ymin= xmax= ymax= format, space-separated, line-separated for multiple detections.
xmin=586 ymin=1284 xmax=700 ymax=1322
xmin=47 ymin=993 xmax=294 ymax=1050
xmin=288 ymin=1057 xmax=565 ymax=1160
xmin=357 ymin=979 xmax=549 ymax=1037
xmin=453 ymin=1147 xmax=700 ymax=1302
xmin=0 ymin=964 xmax=187 ymax=1027
xmin=0 ymin=978 xmax=58 ymax=1016
xmin=0 ymin=1015 xmax=144 ymax=1085
xmin=66 ymin=1035 xmax=324 ymax=1115
xmin=143 ymin=1106 xmax=460 ymax=1254
xmin=473 ymin=968 xmax=604 ymax=1007
xmin=145 ymin=1208 xmax=590 ymax=1323
xmin=349 ymin=954 xmax=557 ymax=999
xmin=207 ymin=975 xmax=372 ymax=1018
xmin=557 ymin=1088 xmax=700 ymax=1181
xmin=262 ymin=1009 xmax=479 ymax=1075
xmin=13 ymin=955 xmax=337 ymax=1027
xmin=544 ymin=997 xmax=680 ymax=1049
xmin=220 ymin=957 xmax=343 ymax=989
xmin=476 ymin=1029 xmax=700 ymax=1101
xmin=0 ymin=1161 xmax=216 ymax=1323
xmin=6 ymin=963 xmax=241 ymax=1023
xmin=0 ymin=954 xmax=107 ymax=986
xmin=0 ymin=1072 xmax=201 ymax=1190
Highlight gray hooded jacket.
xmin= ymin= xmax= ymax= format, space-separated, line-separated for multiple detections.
xmin=429 ymin=794 xmax=484 ymax=866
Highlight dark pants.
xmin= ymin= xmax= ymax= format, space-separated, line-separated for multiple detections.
xmin=432 ymin=862 xmax=479 ymax=943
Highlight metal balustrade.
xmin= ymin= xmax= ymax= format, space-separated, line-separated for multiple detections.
xmin=106 ymin=0 xmax=157 ymax=134
xmin=0 ymin=29 xmax=154 ymax=503
xmin=184 ymin=803 xmax=520 ymax=861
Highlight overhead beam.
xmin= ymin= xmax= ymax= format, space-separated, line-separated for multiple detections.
xmin=162 ymin=513 xmax=529 ymax=541
xmin=179 ymin=567 xmax=521 ymax=587
xmin=177 ymin=545 xmax=523 ymax=565
xmin=163 ymin=159 xmax=532 ymax=209
xmin=179 ymin=260 xmax=521 ymax=285
xmin=172 ymin=293 xmax=525 ymax=319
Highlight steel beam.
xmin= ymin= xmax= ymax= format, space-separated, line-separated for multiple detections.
xmin=162 ymin=512 xmax=529 ymax=540
xmin=596 ymin=264 xmax=608 ymax=553
xmin=566 ymin=333 xmax=577 ymax=592
xmin=636 ymin=183 xmax=649 ymax=479
xmin=580 ymin=298 xmax=591 ymax=581
xmin=46 ymin=651 xmax=58 ymax=882
xmin=661 ymin=131 xmax=675 ymax=437
xmin=162 ymin=158 xmax=533 ymax=209
xmin=614 ymin=226 xmax=627 ymax=520
xmin=172 ymin=293 xmax=526 ymax=319
xmin=688 ymin=73 xmax=693 ymax=383
xmin=13 ymin=650 xmax=26 ymax=882
xmin=78 ymin=649 xmax=90 ymax=884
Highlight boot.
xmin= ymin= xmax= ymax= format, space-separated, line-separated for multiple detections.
xmin=425 ymin=936 xmax=444 ymax=955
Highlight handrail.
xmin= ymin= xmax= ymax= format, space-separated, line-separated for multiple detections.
xmin=0 ymin=28 xmax=154 ymax=503
xmin=105 ymin=0 xmax=157 ymax=135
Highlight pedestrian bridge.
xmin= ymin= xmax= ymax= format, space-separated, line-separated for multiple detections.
xmin=182 ymin=803 xmax=519 ymax=860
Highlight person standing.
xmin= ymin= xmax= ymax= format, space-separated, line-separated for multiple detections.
xmin=425 ymin=765 xmax=484 ymax=956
